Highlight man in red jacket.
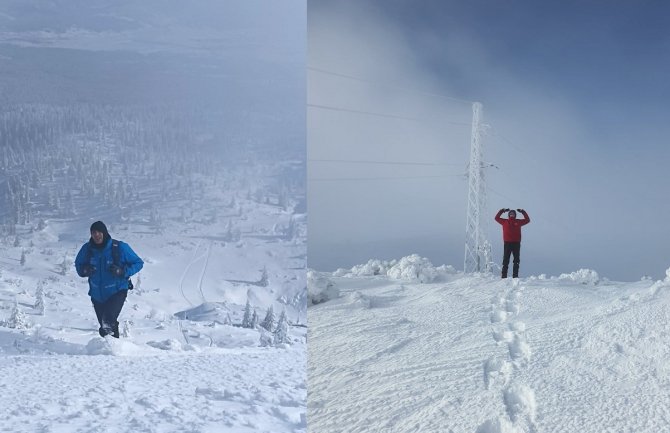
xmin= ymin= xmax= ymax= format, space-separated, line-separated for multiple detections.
xmin=495 ymin=208 xmax=530 ymax=278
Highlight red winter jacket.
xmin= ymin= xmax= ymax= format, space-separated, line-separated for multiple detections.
xmin=495 ymin=209 xmax=530 ymax=242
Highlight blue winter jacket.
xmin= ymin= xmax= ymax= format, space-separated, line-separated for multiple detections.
xmin=74 ymin=239 xmax=144 ymax=303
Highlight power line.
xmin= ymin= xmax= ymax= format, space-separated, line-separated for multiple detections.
xmin=309 ymin=174 xmax=466 ymax=182
xmin=308 ymin=158 xmax=463 ymax=167
xmin=308 ymin=103 xmax=471 ymax=126
xmin=308 ymin=66 xmax=474 ymax=105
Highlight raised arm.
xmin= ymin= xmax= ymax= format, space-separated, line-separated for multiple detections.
xmin=518 ymin=209 xmax=530 ymax=225
xmin=495 ymin=208 xmax=506 ymax=224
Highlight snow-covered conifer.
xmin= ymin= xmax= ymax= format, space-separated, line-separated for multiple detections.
xmin=34 ymin=282 xmax=45 ymax=315
xmin=242 ymin=299 xmax=253 ymax=328
xmin=7 ymin=302 xmax=29 ymax=329
xmin=58 ymin=255 xmax=69 ymax=276
xmin=251 ymin=309 xmax=259 ymax=328
xmin=260 ymin=306 xmax=275 ymax=332
xmin=20 ymin=249 xmax=26 ymax=266
xmin=258 ymin=266 xmax=269 ymax=287
xmin=273 ymin=309 xmax=290 ymax=346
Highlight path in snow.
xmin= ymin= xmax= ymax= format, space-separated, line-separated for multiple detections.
xmin=308 ymin=271 xmax=670 ymax=433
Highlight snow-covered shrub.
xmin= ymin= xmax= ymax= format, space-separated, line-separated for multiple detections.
xmin=259 ymin=328 xmax=273 ymax=347
xmin=387 ymin=254 xmax=445 ymax=283
xmin=122 ymin=320 xmax=132 ymax=338
xmin=307 ymin=270 xmax=339 ymax=305
xmin=559 ymin=269 xmax=600 ymax=285
xmin=349 ymin=259 xmax=392 ymax=277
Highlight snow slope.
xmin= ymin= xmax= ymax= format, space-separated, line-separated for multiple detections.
xmin=0 ymin=178 xmax=306 ymax=432
xmin=308 ymin=258 xmax=670 ymax=432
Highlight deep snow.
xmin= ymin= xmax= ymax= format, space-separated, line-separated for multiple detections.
xmin=308 ymin=256 xmax=670 ymax=432
xmin=0 ymin=192 xmax=306 ymax=433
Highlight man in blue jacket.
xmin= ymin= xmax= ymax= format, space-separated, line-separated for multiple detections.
xmin=75 ymin=221 xmax=143 ymax=338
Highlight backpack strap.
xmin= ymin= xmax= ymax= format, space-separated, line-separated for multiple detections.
xmin=111 ymin=239 xmax=133 ymax=290
xmin=85 ymin=242 xmax=93 ymax=263
xmin=111 ymin=239 xmax=120 ymax=266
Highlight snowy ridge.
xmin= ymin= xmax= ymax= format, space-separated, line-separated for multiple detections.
xmin=309 ymin=257 xmax=670 ymax=432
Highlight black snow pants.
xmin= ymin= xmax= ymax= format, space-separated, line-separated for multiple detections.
xmin=92 ymin=290 xmax=128 ymax=338
xmin=501 ymin=242 xmax=521 ymax=279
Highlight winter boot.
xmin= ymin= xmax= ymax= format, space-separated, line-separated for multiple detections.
xmin=112 ymin=322 xmax=120 ymax=339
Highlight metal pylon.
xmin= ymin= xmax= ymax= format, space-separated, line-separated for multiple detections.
xmin=464 ymin=102 xmax=490 ymax=273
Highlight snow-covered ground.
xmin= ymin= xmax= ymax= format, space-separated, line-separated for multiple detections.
xmin=308 ymin=256 xmax=670 ymax=432
xmin=0 ymin=181 xmax=306 ymax=432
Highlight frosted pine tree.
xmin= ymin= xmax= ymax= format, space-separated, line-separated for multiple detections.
xmin=242 ymin=299 xmax=253 ymax=328
xmin=260 ymin=306 xmax=275 ymax=332
xmin=258 ymin=266 xmax=269 ymax=287
xmin=251 ymin=309 xmax=259 ymax=328
xmin=7 ymin=302 xmax=29 ymax=329
xmin=58 ymin=255 xmax=69 ymax=276
xmin=20 ymin=249 xmax=26 ymax=266
xmin=34 ymin=282 xmax=45 ymax=315
xmin=273 ymin=309 xmax=290 ymax=346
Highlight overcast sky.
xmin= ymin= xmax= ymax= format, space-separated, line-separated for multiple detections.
xmin=308 ymin=0 xmax=670 ymax=281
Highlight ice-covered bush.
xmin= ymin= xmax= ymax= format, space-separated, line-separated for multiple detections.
xmin=307 ymin=270 xmax=339 ymax=305
xmin=387 ymin=254 xmax=454 ymax=283
xmin=559 ymin=269 xmax=600 ymax=285
xmin=349 ymin=259 xmax=392 ymax=277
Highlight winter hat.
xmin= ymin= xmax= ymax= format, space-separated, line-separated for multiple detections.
xmin=508 ymin=210 xmax=517 ymax=217
xmin=90 ymin=221 xmax=108 ymax=235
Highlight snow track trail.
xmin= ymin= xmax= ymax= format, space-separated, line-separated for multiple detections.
xmin=179 ymin=242 xmax=211 ymax=307
xmin=479 ymin=279 xmax=537 ymax=433
xmin=309 ymin=271 xmax=670 ymax=433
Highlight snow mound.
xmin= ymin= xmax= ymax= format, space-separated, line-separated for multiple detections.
xmin=338 ymin=254 xmax=456 ymax=283
xmin=174 ymin=302 xmax=231 ymax=323
xmin=147 ymin=339 xmax=183 ymax=351
xmin=559 ymin=268 xmax=600 ymax=285
xmin=86 ymin=337 xmax=114 ymax=355
xmin=307 ymin=270 xmax=339 ymax=305
xmin=85 ymin=337 xmax=146 ymax=356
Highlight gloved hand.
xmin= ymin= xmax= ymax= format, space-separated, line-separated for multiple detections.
xmin=81 ymin=264 xmax=95 ymax=277
xmin=502 ymin=208 xmax=510 ymax=212
xmin=109 ymin=264 xmax=125 ymax=278
xmin=517 ymin=208 xmax=524 ymax=212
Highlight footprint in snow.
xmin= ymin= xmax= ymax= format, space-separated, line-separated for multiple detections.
xmin=503 ymin=382 xmax=537 ymax=426
xmin=483 ymin=357 xmax=512 ymax=390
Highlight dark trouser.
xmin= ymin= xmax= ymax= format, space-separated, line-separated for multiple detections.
xmin=92 ymin=290 xmax=127 ymax=338
xmin=502 ymin=242 xmax=521 ymax=278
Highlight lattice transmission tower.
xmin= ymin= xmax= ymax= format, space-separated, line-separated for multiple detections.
xmin=464 ymin=102 xmax=491 ymax=273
